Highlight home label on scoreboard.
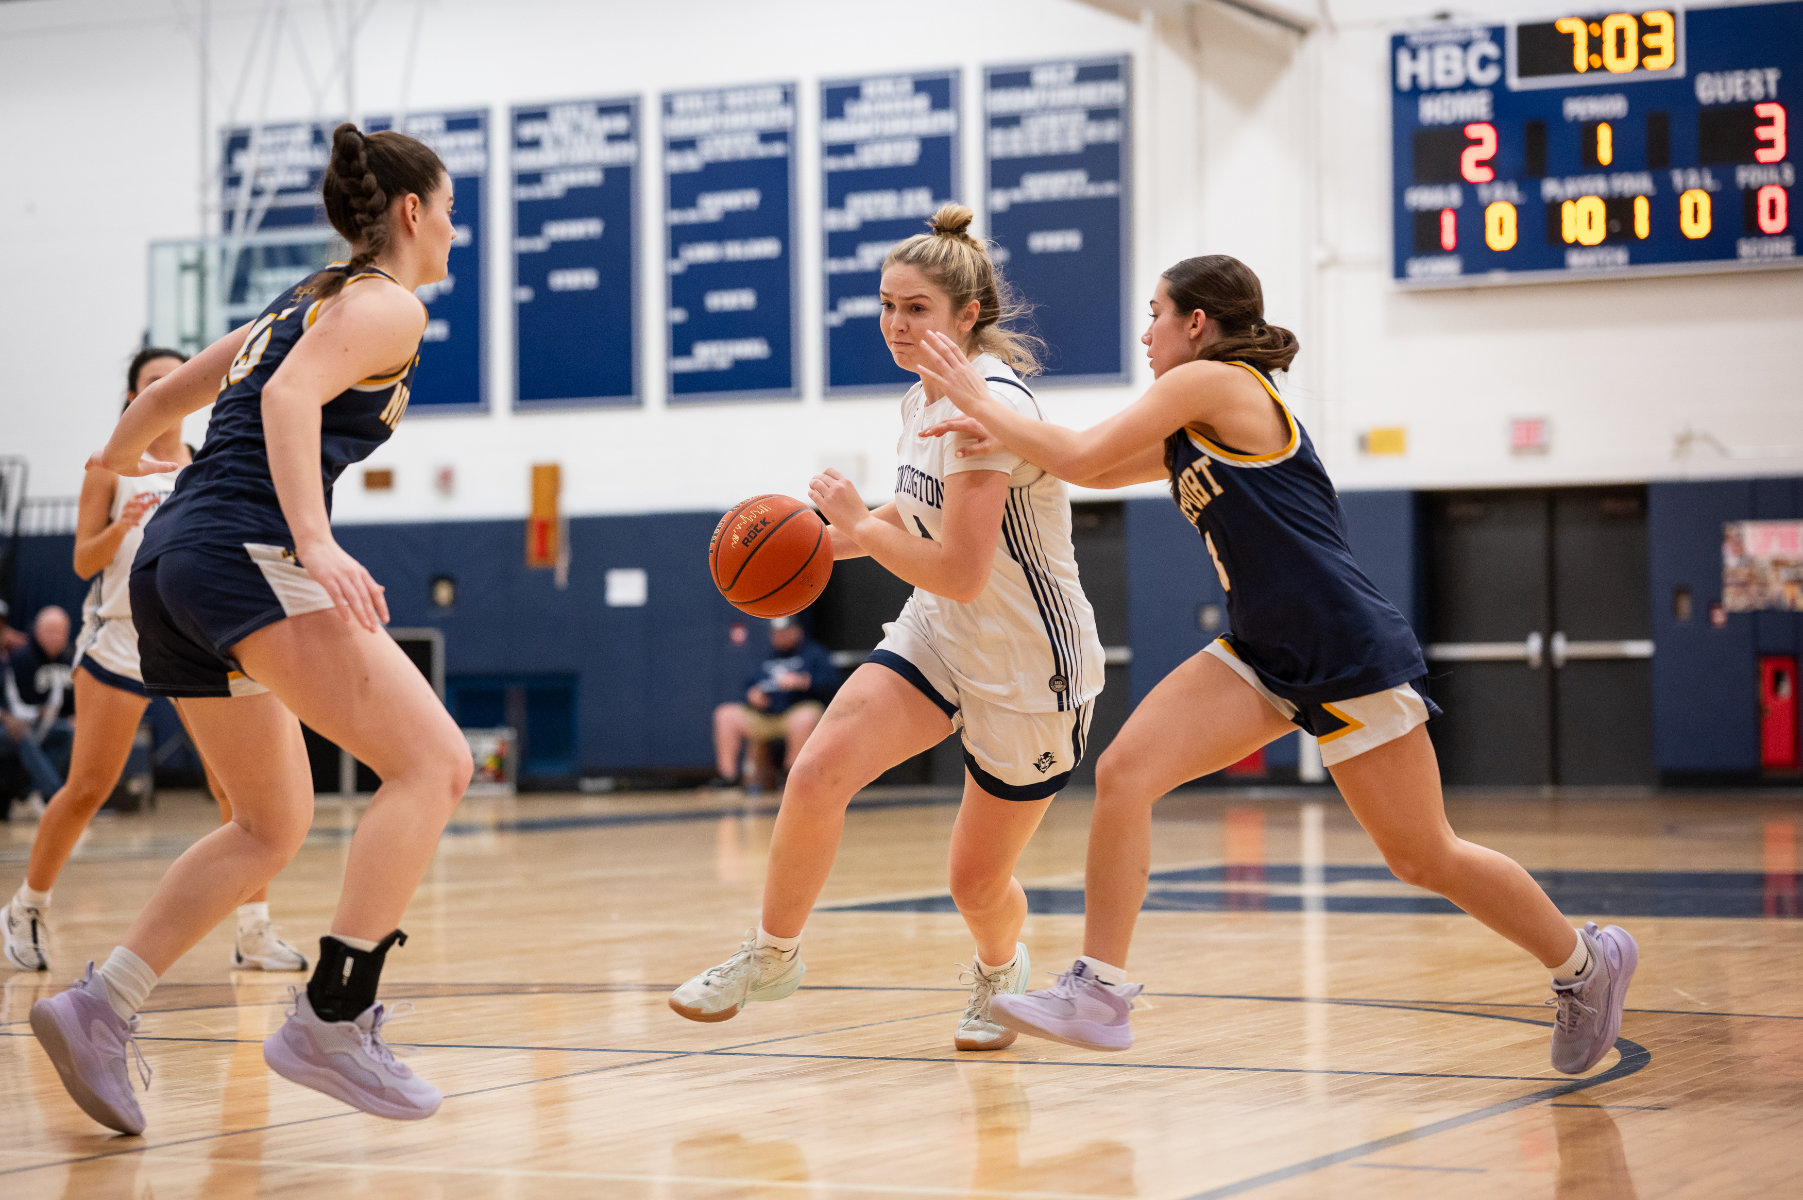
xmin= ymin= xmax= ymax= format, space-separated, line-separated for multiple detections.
xmin=1391 ymin=0 xmax=1798 ymax=286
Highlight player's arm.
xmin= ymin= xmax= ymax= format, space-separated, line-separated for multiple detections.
xmin=828 ymin=501 xmax=901 ymax=560
xmin=921 ymin=418 xmax=1169 ymax=489
xmin=262 ymin=280 xmax=425 ymax=631
xmin=72 ymin=468 xmax=131 ymax=579
xmin=914 ymin=331 xmax=1240 ymax=483
xmin=811 ymin=468 xmax=1005 ymax=605
xmin=94 ymin=322 xmax=253 ymax=477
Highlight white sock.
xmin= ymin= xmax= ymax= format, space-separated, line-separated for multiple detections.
xmin=976 ymin=947 xmax=1020 ymax=974
xmin=330 ymin=933 xmax=380 ymax=953
xmin=1552 ymin=931 xmax=1592 ymax=984
xmin=755 ymin=925 xmax=800 ymax=956
xmin=16 ymin=883 xmax=51 ymax=910
xmin=1078 ymin=954 xmax=1129 ymax=991
xmin=97 ymin=946 xmax=159 ymax=1022
xmin=236 ymin=901 xmax=270 ymax=931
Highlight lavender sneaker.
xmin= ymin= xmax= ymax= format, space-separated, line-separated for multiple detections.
xmin=989 ymin=960 xmax=1142 ymax=1051
xmin=263 ymin=988 xmax=441 ymax=1120
xmin=1549 ymin=922 xmax=1638 ymax=1074
xmin=29 ymin=963 xmax=151 ymax=1135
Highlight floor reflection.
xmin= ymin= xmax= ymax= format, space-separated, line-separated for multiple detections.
xmin=1552 ymin=1104 xmax=1640 ymax=1199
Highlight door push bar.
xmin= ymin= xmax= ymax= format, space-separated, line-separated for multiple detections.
xmin=1425 ymin=633 xmax=1653 ymax=669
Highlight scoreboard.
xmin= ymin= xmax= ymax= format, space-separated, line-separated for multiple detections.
xmin=1391 ymin=1 xmax=1798 ymax=285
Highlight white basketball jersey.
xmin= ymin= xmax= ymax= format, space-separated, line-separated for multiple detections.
xmin=84 ymin=468 xmax=180 ymax=624
xmin=891 ymin=354 xmax=1103 ymax=714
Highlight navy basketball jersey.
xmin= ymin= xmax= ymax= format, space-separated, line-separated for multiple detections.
xmin=1168 ymin=361 xmax=1424 ymax=706
xmin=140 ymin=265 xmax=422 ymax=562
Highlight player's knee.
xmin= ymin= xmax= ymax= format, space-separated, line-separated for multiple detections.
xmin=1380 ymin=843 xmax=1453 ymax=892
xmin=947 ymin=859 xmax=1009 ymax=913
xmin=1093 ymin=747 xmax=1153 ymax=805
xmin=52 ymin=775 xmax=114 ymax=818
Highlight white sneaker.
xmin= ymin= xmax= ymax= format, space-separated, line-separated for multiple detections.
xmin=232 ymin=920 xmax=310 ymax=971
xmin=8 ymin=794 xmax=46 ymax=823
xmin=955 ymin=943 xmax=1031 ymax=1051
xmin=669 ymin=934 xmax=805 ymax=1022
xmin=4 ymin=897 xmax=50 ymax=971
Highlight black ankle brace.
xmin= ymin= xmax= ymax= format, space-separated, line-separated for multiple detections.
xmin=307 ymin=929 xmax=407 ymax=1023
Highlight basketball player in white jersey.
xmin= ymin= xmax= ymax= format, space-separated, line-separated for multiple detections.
xmin=671 ymin=204 xmax=1104 ymax=1050
xmin=4 ymin=349 xmax=307 ymax=976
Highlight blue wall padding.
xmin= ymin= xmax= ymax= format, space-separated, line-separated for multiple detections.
xmin=1648 ymin=477 xmax=1801 ymax=772
xmin=9 ymin=474 xmax=1799 ymax=777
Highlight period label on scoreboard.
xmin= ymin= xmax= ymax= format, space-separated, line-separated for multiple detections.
xmin=512 ymin=98 xmax=640 ymax=408
xmin=663 ymin=83 xmax=799 ymax=403
xmin=370 ymin=110 xmax=488 ymax=412
xmin=1391 ymin=1 xmax=1798 ymax=285
xmin=821 ymin=70 xmax=961 ymax=395
xmin=984 ymin=57 xmax=1131 ymax=383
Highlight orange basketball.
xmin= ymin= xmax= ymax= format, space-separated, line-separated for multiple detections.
xmin=708 ymin=494 xmax=834 ymax=618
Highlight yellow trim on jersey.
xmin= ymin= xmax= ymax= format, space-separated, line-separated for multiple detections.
xmin=303 ymin=300 xmax=323 ymax=328
xmin=1316 ymin=701 xmax=1366 ymax=745
xmin=1185 ymin=361 xmax=1300 ymax=467
xmin=1211 ymin=636 xmax=1241 ymax=659
xmin=353 ymin=354 xmax=417 ymax=390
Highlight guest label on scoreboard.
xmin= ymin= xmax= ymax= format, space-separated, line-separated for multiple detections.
xmin=1391 ymin=1 xmax=1799 ymax=285
xmin=821 ymin=70 xmax=961 ymax=395
xmin=512 ymin=98 xmax=640 ymax=408
xmin=663 ymin=83 xmax=799 ymax=402
xmin=370 ymin=110 xmax=488 ymax=412
xmin=984 ymin=57 xmax=1131 ymax=383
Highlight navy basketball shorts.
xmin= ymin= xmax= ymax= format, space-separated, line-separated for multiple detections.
xmin=1206 ymin=636 xmax=1441 ymax=766
xmin=868 ymin=610 xmax=1093 ymax=802
xmin=130 ymin=542 xmax=335 ymax=698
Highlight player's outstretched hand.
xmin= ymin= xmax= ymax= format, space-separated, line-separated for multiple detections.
xmin=88 ymin=450 xmax=179 ymax=478
xmin=915 ymin=331 xmax=993 ymax=415
xmin=299 ymin=538 xmax=389 ymax=632
xmin=808 ymin=468 xmax=870 ymax=532
xmin=919 ymin=415 xmax=1003 ymax=459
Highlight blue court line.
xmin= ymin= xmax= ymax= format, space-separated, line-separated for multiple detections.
xmin=0 ymin=1002 xmax=939 ymax=1179
xmin=0 ymin=790 xmax=964 ymax=870
xmin=2 ymin=990 xmax=1655 ymax=1193
xmin=1175 ymin=1022 xmax=1652 ymax=1200
xmin=1550 ymin=1102 xmax=1668 ymax=1110
xmin=2 ymin=1029 xmax=1574 ymax=1086
xmin=6 ymin=981 xmax=1792 ymax=1032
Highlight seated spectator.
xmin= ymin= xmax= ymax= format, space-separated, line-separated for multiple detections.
xmin=711 ymin=617 xmax=839 ymax=791
xmin=0 ymin=600 xmax=29 ymax=654
xmin=3 ymin=606 xmax=75 ymax=820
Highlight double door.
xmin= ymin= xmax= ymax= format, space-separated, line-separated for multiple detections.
xmin=1423 ymin=487 xmax=1653 ymax=786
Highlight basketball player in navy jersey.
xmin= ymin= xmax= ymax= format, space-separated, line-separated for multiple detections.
xmin=30 ymin=123 xmax=471 ymax=1135
xmin=916 ymin=255 xmax=1636 ymax=1074
xmin=5 ymin=348 xmax=308 ymax=977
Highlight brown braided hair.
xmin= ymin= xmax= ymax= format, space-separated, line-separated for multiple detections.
xmin=313 ymin=122 xmax=446 ymax=300
xmin=882 ymin=203 xmax=1044 ymax=377
xmin=1159 ymin=255 xmax=1300 ymax=491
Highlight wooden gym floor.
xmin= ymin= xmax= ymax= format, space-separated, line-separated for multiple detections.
xmin=1 ymin=784 xmax=1800 ymax=1198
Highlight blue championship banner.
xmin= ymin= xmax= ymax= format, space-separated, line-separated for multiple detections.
xmin=221 ymin=122 xmax=330 ymax=231
xmin=663 ymin=83 xmax=799 ymax=402
xmin=983 ymin=56 xmax=1132 ymax=384
xmin=512 ymin=99 xmax=640 ymax=408
xmin=821 ymin=70 xmax=961 ymax=394
xmin=221 ymin=114 xmax=488 ymax=411
xmin=369 ymin=110 xmax=488 ymax=411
